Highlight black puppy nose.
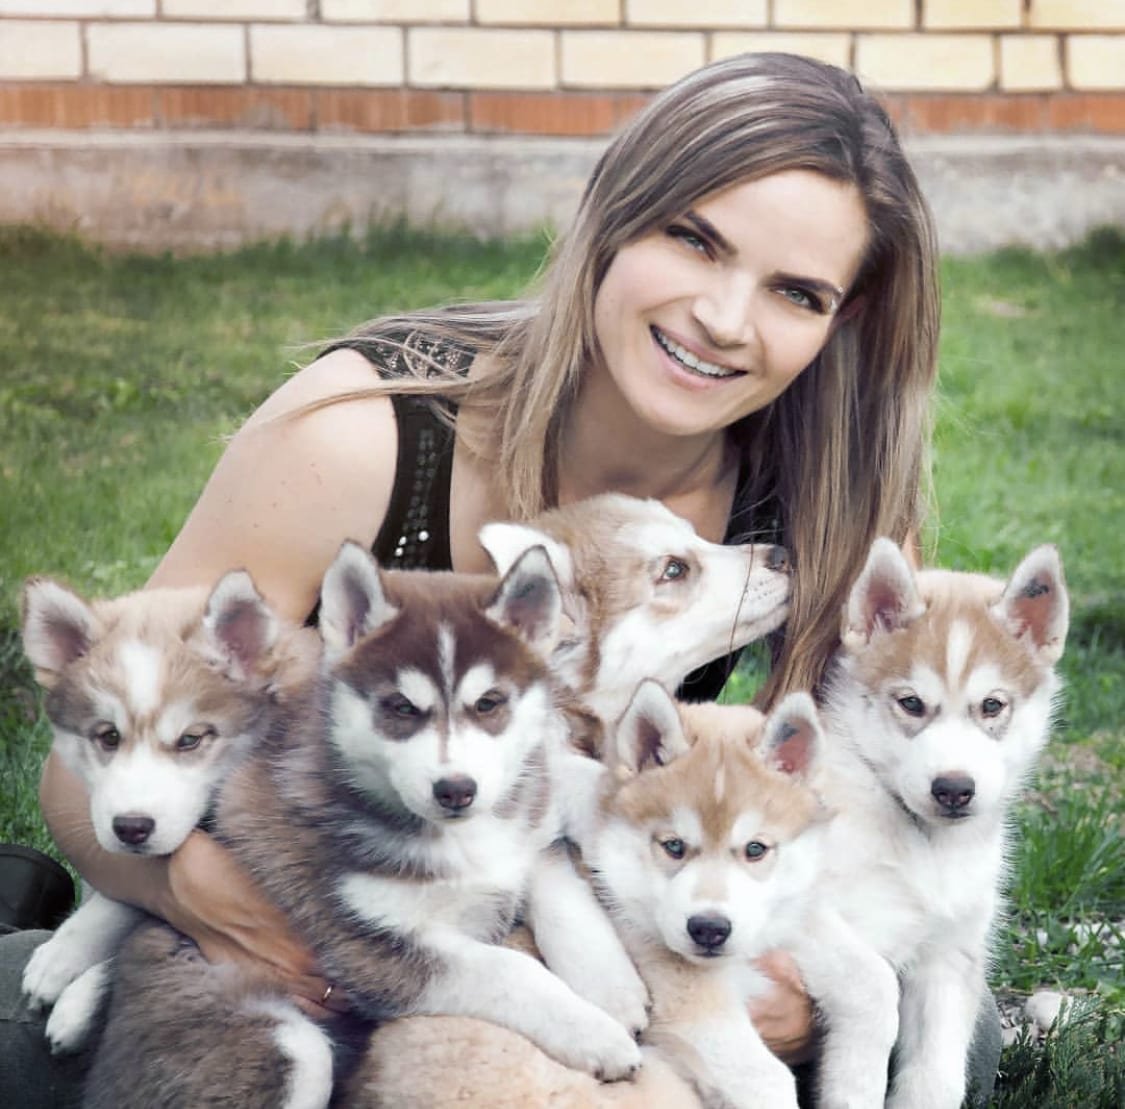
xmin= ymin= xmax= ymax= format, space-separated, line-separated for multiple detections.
xmin=687 ymin=913 xmax=732 ymax=950
xmin=433 ymin=775 xmax=477 ymax=811
xmin=932 ymin=774 xmax=975 ymax=812
xmin=113 ymin=815 xmax=155 ymax=846
xmin=766 ymin=545 xmax=790 ymax=573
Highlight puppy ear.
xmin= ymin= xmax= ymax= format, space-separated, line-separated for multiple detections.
xmin=993 ymin=544 xmax=1069 ymax=664
xmin=203 ymin=570 xmax=279 ymax=681
xmin=21 ymin=578 xmax=101 ymax=688
xmin=609 ymin=679 xmax=690 ymax=774
xmin=478 ymin=522 xmax=575 ymax=594
xmin=760 ymin=692 xmax=822 ymax=782
xmin=320 ymin=541 xmax=399 ymax=656
xmin=486 ymin=545 xmax=562 ymax=659
xmin=843 ymin=537 xmax=925 ymax=647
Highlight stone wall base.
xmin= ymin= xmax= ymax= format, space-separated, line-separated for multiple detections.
xmin=1 ymin=131 xmax=1121 ymax=255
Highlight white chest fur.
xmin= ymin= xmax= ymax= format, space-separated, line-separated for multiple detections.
xmin=338 ymin=815 xmax=540 ymax=941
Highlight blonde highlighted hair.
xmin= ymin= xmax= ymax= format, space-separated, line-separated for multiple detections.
xmin=330 ymin=52 xmax=939 ymax=705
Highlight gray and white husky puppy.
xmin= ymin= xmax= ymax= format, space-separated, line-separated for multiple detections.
xmin=85 ymin=541 xmax=643 ymax=1109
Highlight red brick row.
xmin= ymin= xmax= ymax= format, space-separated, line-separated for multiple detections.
xmin=0 ymin=84 xmax=1122 ymax=135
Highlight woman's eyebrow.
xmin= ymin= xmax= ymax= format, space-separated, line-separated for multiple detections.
xmin=684 ymin=210 xmax=845 ymax=307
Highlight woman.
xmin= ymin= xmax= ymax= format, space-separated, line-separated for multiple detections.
xmin=4 ymin=52 xmax=993 ymax=1105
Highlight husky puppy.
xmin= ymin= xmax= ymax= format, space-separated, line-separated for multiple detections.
xmin=19 ymin=570 xmax=310 ymax=1054
xmin=480 ymin=492 xmax=791 ymax=730
xmin=794 ymin=539 xmax=1070 ymax=1109
xmin=86 ymin=541 xmax=643 ymax=1109
xmin=583 ymin=680 xmax=829 ymax=1109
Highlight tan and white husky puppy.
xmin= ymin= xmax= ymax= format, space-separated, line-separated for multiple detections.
xmin=19 ymin=571 xmax=310 ymax=1054
xmin=85 ymin=542 xmax=644 ymax=1109
xmin=583 ymin=680 xmax=830 ymax=1109
xmin=480 ymin=492 xmax=791 ymax=732
xmin=794 ymin=538 xmax=1070 ymax=1109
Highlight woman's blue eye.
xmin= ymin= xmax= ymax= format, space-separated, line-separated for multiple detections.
xmin=779 ymin=286 xmax=822 ymax=312
xmin=667 ymin=224 xmax=709 ymax=255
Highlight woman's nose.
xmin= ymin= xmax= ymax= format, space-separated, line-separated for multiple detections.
xmin=692 ymin=274 xmax=756 ymax=349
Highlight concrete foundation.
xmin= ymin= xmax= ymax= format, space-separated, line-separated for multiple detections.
xmin=0 ymin=131 xmax=1121 ymax=255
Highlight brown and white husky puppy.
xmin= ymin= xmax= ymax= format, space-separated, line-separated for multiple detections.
xmin=789 ymin=538 xmax=1070 ymax=1109
xmin=85 ymin=541 xmax=644 ymax=1109
xmin=581 ymin=681 xmax=830 ymax=1109
xmin=19 ymin=571 xmax=311 ymax=1055
xmin=480 ymin=492 xmax=791 ymax=733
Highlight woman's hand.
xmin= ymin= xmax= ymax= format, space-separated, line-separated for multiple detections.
xmin=749 ymin=950 xmax=817 ymax=1065
xmin=164 ymin=830 xmax=349 ymax=1019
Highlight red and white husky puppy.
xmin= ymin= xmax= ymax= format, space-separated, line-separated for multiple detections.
xmin=793 ymin=539 xmax=1070 ymax=1109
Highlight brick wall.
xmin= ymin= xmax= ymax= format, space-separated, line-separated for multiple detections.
xmin=0 ymin=1 xmax=1123 ymax=135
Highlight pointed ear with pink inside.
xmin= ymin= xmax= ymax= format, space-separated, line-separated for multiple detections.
xmin=609 ymin=679 xmax=690 ymax=775
xmin=486 ymin=545 xmax=562 ymax=660
xmin=843 ymin=537 xmax=925 ymax=648
xmin=21 ymin=578 xmax=102 ymax=688
xmin=993 ymin=544 xmax=1069 ymax=664
xmin=203 ymin=570 xmax=279 ymax=681
xmin=320 ymin=541 xmax=399 ymax=657
xmin=760 ymin=692 xmax=823 ymax=782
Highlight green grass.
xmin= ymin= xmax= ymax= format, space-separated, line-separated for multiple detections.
xmin=1 ymin=223 xmax=1123 ymax=1105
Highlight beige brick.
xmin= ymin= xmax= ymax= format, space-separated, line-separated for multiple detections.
xmin=322 ymin=0 xmax=468 ymax=21
xmin=1030 ymin=1 xmax=1125 ymax=31
xmin=1067 ymin=35 xmax=1125 ymax=90
xmin=477 ymin=0 xmax=618 ymax=25
xmin=562 ymin=29 xmax=705 ymax=88
xmin=856 ymin=33 xmax=993 ymax=90
xmin=87 ymin=22 xmax=245 ymax=83
xmin=409 ymin=28 xmax=555 ymax=88
xmin=626 ymin=0 xmax=766 ymax=28
xmin=0 ymin=19 xmax=80 ymax=79
xmin=999 ymin=34 xmax=1061 ymax=90
xmin=710 ymin=31 xmax=850 ymax=68
xmin=0 ymin=1 xmax=151 ymax=14
xmin=775 ymin=0 xmax=912 ymax=30
xmin=923 ymin=0 xmax=1020 ymax=29
xmin=251 ymin=24 xmax=403 ymax=86
xmin=164 ymin=0 xmax=306 ymax=18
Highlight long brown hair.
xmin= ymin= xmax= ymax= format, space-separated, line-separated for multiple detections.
xmin=328 ymin=52 xmax=940 ymax=704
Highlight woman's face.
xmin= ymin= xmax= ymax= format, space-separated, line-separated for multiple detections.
xmin=591 ymin=169 xmax=870 ymax=441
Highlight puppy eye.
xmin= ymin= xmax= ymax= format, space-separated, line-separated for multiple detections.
xmin=659 ymin=557 xmax=689 ymax=583
xmin=744 ymin=841 xmax=769 ymax=861
xmin=474 ymin=691 xmax=507 ymax=714
xmin=382 ymin=694 xmax=420 ymax=718
xmin=659 ymin=837 xmax=685 ymax=860
xmin=176 ymin=726 xmax=215 ymax=752
xmin=896 ymin=695 xmax=926 ymax=717
xmin=92 ymin=724 xmax=121 ymax=751
xmin=980 ymin=696 xmax=1006 ymax=718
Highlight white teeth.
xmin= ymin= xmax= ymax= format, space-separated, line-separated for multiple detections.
xmin=652 ymin=327 xmax=737 ymax=379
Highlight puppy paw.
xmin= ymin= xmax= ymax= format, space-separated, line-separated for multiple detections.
xmin=43 ymin=962 xmax=109 ymax=1054
xmin=557 ymin=1007 xmax=643 ymax=1082
xmin=21 ymin=935 xmax=82 ymax=1009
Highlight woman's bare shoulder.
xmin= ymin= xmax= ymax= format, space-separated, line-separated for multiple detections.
xmin=149 ymin=347 xmax=398 ymax=622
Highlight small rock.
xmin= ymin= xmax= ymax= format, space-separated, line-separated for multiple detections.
xmin=1024 ymin=990 xmax=1065 ymax=1032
